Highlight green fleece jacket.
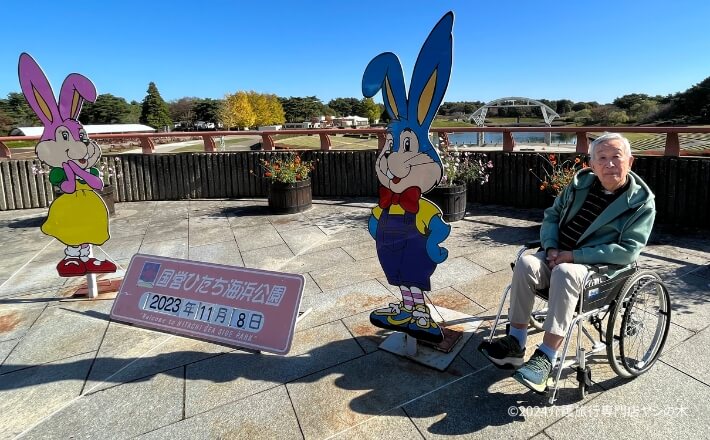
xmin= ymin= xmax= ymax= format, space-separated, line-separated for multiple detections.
xmin=540 ymin=168 xmax=655 ymax=274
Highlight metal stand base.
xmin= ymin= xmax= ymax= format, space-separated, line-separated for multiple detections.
xmin=378 ymin=307 xmax=482 ymax=371
xmin=67 ymin=277 xmax=123 ymax=299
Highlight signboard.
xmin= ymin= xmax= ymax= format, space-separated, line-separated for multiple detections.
xmin=110 ymin=254 xmax=305 ymax=355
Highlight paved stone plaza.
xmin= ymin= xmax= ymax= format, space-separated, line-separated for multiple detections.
xmin=0 ymin=198 xmax=708 ymax=439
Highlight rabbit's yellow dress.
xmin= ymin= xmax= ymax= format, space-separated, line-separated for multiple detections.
xmin=42 ymin=168 xmax=109 ymax=246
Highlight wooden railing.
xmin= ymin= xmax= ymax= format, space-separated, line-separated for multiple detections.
xmin=1 ymin=150 xmax=707 ymax=228
xmin=3 ymin=126 xmax=710 ymax=158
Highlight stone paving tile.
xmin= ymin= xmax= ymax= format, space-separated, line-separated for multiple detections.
xmin=661 ymin=326 xmax=710 ymax=385
xmin=26 ymin=367 xmax=184 ymax=439
xmin=328 ymin=407 xmax=423 ymax=439
xmin=462 ymin=244 xmax=523 ymax=273
xmin=0 ymin=300 xmax=112 ymax=374
xmin=243 ymin=244 xmax=352 ymax=275
xmin=452 ymin=269 xmax=511 ymax=311
xmin=0 ymin=257 xmax=68 ymax=298
xmin=95 ymin=234 xmax=144 ymax=262
xmin=0 ymin=303 xmax=47 ymax=342
xmin=185 ymin=320 xmax=364 ymax=416
xmin=189 ymin=226 xmax=236 ymax=248
xmin=544 ymin=362 xmax=710 ymax=439
xmin=241 ymin=243 xmax=295 ymax=270
xmin=341 ymin=309 xmax=396 ymax=354
xmin=142 ymin=218 xmax=189 ymax=244
xmin=404 ymin=365 xmax=582 ymax=439
xmin=665 ymin=274 xmax=710 ymax=332
xmin=342 ymin=240 xmax=377 ymax=261
xmin=309 ymin=257 xmax=385 ymax=291
xmin=638 ymin=247 xmax=709 ymax=278
xmin=0 ymin=339 xmax=19 ymax=363
xmin=281 ymin=226 xmax=372 ymax=255
xmin=0 ymin=351 xmax=94 ymax=439
xmin=84 ymin=321 xmax=231 ymax=394
xmin=286 ymin=350 xmax=474 ymax=440
xmin=268 ymin=212 xmax=313 ymax=232
xmin=295 ymin=279 xmax=396 ymax=331
xmin=301 ymin=272 xmax=322 ymax=296
xmin=188 ymin=239 xmax=243 ymax=266
xmin=234 ymin=223 xmax=285 ymax=252
xmin=137 ymin=385 xmax=302 ymax=440
xmin=427 ymin=286 xmax=486 ymax=318
xmin=138 ymin=238 xmax=189 ymax=259
xmin=430 ymin=256 xmax=490 ymax=292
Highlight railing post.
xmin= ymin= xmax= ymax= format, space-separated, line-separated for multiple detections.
xmin=140 ymin=137 xmax=155 ymax=154
xmin=0 ymin=141 xmax=11 ymax=159
xmin=502 ymin=131 xmax=515 ymax=151
xmin=319 ymin=133 xmax=332 ymax=151
xmin=576 ymin=131 xmax=589 ymax=154
xmin=377 ymin=133 xmax=386 ymax=151
xmin=261 ymin=133 xmax=274 ymax=151
xmin=665 ymin=132 xmax=680 ymax=156
xmin=202 ymin=135 xmax=216 ymax=152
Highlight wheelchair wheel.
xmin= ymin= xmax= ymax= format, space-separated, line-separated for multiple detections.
xmin=529 ymin=296 xmax=547 ymax=330
xmin=606 ymin=270 xmax=671 ymax=378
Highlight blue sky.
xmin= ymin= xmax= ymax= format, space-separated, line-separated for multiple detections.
xmin=2 ymin=0 xmax=709 ymax=105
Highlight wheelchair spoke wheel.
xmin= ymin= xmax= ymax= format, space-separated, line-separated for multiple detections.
xmin=606 ymin=270 xmax=671 ymax=378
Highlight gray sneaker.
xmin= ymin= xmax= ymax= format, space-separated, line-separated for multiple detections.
xmin=477 ymin=334 xmax=525 ymax=369
xmin=513 ymin=349 xmax=552 ymax=393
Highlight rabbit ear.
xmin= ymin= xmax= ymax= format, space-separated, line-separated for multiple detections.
xmin=18 ymin=53 xmax=60 ymax=126
xmin=59 ymin=73 xmax=97 ymax=121
xmin=362 ymin=52 xmax=408 ymax=121
xmin=408 ymin=12 xmax=454 ymax=128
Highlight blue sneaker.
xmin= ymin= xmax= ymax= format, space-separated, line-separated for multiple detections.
xmin=513 ymin=349 xmax=552 ymax=394
xmin=406 ymin=304 xmax=444 ymax=343
xmin=369 ymin=302 xmax=412 ymax=331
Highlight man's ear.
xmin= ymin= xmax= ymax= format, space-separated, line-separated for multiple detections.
xmin=628 ymin=155 xmax=635 ymax=167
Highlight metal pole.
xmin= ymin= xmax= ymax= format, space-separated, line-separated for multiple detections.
xmin=86 ymin=245 xmax=98 ymax=299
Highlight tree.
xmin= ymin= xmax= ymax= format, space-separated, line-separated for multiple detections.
xmin=613 ymin=93 xmax=650 ymax=111
xmin=2 ymin=92 xmax=40 ymax=127
xmin=264 ymin=94 xmax=286 ymax=125
xmin=167 ymin=97 xmax=198 ymax=127
xmin=139 ymin=82 xmax=172 ymax=130
xmin=247 ymin=91 xmax=271 ymax=127
xmin=81 ymin=94 xmax=136 ymax=124
xmin=555 ymin=99 xmax=573 ymax=114
xmin=328 ymin=97 xmax=360 ymax=116
xmin=194 ymin=98 xmax=222 ymax=124
xmin=279 ymin=96 xmax=327 ymax=122
xmin=221 ymin=91 xmax=255 ymax=129
xmin=361 ymin=97 xmax=381 ymax=123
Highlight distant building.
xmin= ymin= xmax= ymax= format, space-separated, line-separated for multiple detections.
xmin=332 ymin=116 xmax=369 ymax=128
xmin=10 ymin=124 xmax=156 ymax=136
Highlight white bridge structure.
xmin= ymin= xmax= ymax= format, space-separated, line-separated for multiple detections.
xmin=468 ymin=97 xmax=560 ymax=127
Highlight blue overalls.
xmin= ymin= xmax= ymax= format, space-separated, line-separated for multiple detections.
xmin=376 ymin=208 xmax=435 ymax=291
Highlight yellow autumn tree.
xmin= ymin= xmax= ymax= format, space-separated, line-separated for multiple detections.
xmin=221 ymin=91 xmax=255 ymax=129
xmin=247 ymin=91 xmax=270 ymax=127
xmin=265 ymin=94 xmax=286 ymax=125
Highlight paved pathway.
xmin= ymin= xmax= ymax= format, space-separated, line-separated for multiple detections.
xmin=0 ymin=199 xmax=708 ymax=439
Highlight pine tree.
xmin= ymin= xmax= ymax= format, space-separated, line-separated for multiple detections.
xmin=139 ymin=82 xmax=172 ymax=130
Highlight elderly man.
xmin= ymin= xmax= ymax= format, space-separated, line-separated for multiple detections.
xmin=478 ymin=132 xmax=656 ymax=393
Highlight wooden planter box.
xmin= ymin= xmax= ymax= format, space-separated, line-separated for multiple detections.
xmin=268 ymin=180 xmax=312 ymax=214
xmin=426 ymin=183 xmax=467 ymax=222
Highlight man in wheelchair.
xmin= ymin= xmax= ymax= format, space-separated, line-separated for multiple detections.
xmin=478 ymin=132 xmax=656 ymax=393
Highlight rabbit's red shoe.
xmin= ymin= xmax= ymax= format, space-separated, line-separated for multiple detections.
xmin=57 ymin=258 xmax=87 ymax=277
xmin=85 ymin=258 xmax=117 ymax=274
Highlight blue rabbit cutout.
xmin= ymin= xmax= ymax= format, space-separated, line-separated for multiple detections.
xmin=362 ymin=12 xmax=454 ymax=344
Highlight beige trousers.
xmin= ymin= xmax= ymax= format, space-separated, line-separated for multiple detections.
xmin=509 ymin=251 xmax=590 ymax=336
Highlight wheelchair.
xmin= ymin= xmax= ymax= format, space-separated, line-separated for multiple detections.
xmin=488 ymin=241 xmax=671 ymax=404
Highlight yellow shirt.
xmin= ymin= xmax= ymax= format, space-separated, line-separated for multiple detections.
xmin=372 ymin=198 xmax=441 ymax=235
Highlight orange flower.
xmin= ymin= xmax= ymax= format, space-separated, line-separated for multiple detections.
xmin=264 ymin=172 xmax=272 ymax=177
xmin=574 ymin=157 xmax=581 ymax=163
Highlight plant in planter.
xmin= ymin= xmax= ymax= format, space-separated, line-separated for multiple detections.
xmin=254 ymin=153 xmax=316 ymax=213
xmin=529 ymin=153 xmax=588 ymax=197
xmin=428 ymin=143 xmax=493 ymax=221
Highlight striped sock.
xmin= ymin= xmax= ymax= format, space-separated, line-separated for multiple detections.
xmin=410 ymin=287 xmax=425 ymax=305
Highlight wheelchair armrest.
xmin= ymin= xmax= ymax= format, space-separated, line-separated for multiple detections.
xmin=524 ymin=240 xmax=542 ymax=250
xmin=588 ymin=263 xmax=628 ymax=276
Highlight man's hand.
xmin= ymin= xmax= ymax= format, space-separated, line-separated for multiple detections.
xmin=547 ymin=248 xmax=573 ymax=269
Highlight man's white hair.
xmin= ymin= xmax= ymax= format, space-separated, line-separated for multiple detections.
xmin=589 ymin=132 xmax=632 ymax=159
